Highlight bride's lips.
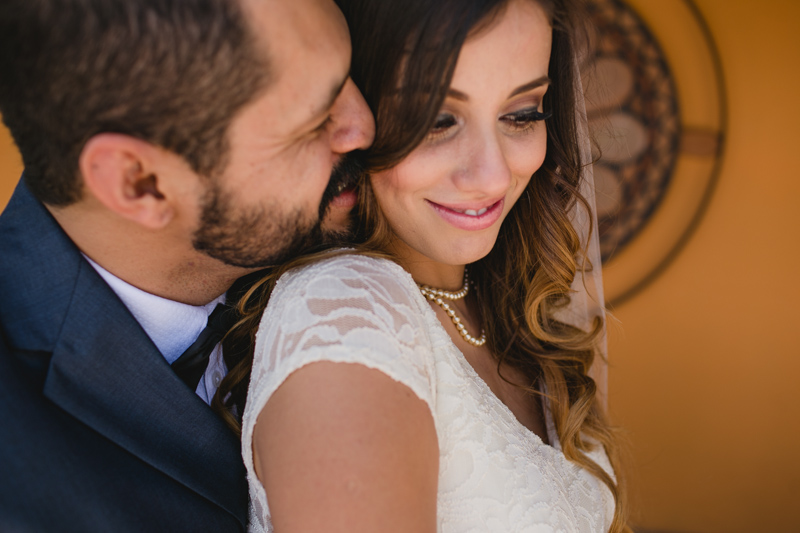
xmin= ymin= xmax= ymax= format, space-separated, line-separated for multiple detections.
xmin=330 ymin=186 xmax=358 ymax=208
xmin=427 ymin=198 xmax=505 ymax=231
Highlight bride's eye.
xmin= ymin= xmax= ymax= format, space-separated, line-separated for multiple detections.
xmin=501 ymin=108 xmax=552 ymax=132
xmin=426 ymin=112 xmax=459 ymax=141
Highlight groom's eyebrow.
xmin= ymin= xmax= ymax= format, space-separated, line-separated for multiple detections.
xmin=321 ymin=76 xmax=349 ymax=114
xmin=304 ymin=75 xmax=349 ymax=129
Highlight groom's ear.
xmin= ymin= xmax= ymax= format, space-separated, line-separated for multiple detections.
xmin=79 ymin=133 xmax=176 ymax=229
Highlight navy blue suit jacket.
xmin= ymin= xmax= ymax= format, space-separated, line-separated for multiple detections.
xmin=0 ymin=179 xmax=248 ymax=532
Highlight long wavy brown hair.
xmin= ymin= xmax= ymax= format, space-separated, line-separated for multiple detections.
xmin=216 ymin=0 xmax=629 ymax=530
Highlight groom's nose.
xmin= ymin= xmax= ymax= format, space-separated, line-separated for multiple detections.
xmin=328 ymin=77 xmax=375 ymax=155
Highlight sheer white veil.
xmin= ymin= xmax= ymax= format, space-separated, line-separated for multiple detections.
xmin=551 ymin=58 xmax=608 ymax=408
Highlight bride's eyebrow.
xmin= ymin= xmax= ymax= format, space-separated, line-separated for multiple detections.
xmin=508 ymin=76 xmax=551 ymax=98
xmin=446 ymin=75 xmax=551 ymax=102
xmin=446 ymin=88 xmax=470 ymax=101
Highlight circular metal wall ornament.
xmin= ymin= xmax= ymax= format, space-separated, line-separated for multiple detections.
xmin=583 ymin=0 xmax=681 ymax=263
xmin=581 ymin=0 xmax=727 ymax=307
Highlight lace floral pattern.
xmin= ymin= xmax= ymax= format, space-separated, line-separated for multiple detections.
xmin=242 ymin=254 xmax=614 ymax=532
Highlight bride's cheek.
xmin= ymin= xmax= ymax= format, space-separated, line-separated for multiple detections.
xmin=510 ymin=138 xmax=547 ymax=180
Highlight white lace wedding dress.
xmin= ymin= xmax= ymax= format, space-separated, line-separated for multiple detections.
xmin=242 ymin=254 xmax=615 ymax=533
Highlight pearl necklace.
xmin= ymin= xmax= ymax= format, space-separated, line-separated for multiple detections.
xmin=418 ymin=269 xmax=487 ymax=347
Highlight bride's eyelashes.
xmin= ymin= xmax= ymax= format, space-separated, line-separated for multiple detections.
xmin=425 ymin=112 xmax=459 ymax=142
xmin=500 ymin=108 xmax=551 ymax=133
xmin=425 ymin=106 xmax=551 ymax=143
xmin=433 ymin=113 xmax=458 ymax=130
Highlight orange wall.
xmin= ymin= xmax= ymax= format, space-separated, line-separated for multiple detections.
xmin=0 ymin=121 xmax=21 ymax=208
xmin=607 ymin=0 xmax=800 ymax=531
xmin=1 ymin=2 xmax=798 ymax=532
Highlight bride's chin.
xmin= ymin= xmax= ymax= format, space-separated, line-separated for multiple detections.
xmin=440 ymin=241 xmax=498 ymax=266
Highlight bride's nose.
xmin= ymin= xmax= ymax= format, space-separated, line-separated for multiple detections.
xmin=453 ymin=130 xmax=513 ymax=197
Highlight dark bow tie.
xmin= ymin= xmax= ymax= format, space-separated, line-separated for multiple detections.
xmin=171 ymin=303 xmax=238 ymax=391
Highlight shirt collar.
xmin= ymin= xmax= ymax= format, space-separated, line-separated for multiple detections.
xmin=83 ymin=255 xmax=225 ymax=364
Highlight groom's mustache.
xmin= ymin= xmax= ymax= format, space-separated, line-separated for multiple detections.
xmin=318 ymin=150 xmax=367 ymax=220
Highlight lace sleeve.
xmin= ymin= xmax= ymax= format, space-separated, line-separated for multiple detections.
xmin=241 ymin=254 xmax=437 ymax=529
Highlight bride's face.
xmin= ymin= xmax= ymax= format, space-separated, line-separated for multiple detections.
xmin=370 ymin=0 xmax=552 ymax=268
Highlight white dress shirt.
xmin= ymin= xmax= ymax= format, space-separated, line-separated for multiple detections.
xmin=84 ymin=256 xmax=228 ymax=404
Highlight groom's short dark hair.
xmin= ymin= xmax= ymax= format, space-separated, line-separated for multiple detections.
xmin=0 ymin=0 xmax=271 ymax=206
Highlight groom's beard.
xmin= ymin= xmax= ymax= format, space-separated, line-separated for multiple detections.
xmin=192 ymin=181 xmax=321 ymax=269
xmin=192 ymin=152 xmax=366 ymax=269
xmin=318 ymin=151 xmax=366 ymax=221
xmin=317 ymin=151 xmax=367 ymax=245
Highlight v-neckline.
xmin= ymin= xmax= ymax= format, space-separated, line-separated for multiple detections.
xmin=404 ymin=269 xmax=560 ymax=451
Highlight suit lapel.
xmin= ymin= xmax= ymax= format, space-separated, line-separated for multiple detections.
xmin=45 ymin=261 xmax=247 ymax=523
xmin=2 ymin=180 xmax=247 ymax=526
